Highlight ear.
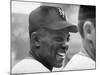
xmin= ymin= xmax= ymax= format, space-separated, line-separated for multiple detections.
xmin=30 ymin=32 xmax=40 ymax=48
xmin=83 ymin=20 xmax=95 ymax=40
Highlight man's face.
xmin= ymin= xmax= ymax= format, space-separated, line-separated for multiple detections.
xmin=39 ymin=29 xmax=70 ymax=68
xmin=88 ymin=23 xmax=96 ymax=60
xmin=83 ymin=20 xmax=96 ymax=60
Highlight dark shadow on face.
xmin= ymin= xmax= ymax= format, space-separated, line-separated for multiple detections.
xmin=38 ymin=29 xmax=70 ymax=70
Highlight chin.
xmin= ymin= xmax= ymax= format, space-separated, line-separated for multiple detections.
xmin=54 ymin=63 xmax=63 ymax=68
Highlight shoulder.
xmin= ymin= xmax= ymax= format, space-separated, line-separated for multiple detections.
xmin=12 ymin=59 xmax=49 ymax=74
xmin=64 ymin=53 xmax=95 ymax=70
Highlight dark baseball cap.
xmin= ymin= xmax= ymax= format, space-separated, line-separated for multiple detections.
xmin=29 ymin=5 xmax=78 ymax=35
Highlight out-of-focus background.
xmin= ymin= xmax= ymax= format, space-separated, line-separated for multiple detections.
xmin=11 ymin=1 xmax=82 ymax=68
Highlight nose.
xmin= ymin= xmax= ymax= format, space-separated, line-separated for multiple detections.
xmin=62 ymin=42 xmax=69 ymax=49
xmin=65 ymin=42 xmax=69 ymax=46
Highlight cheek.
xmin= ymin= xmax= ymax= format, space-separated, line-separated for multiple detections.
xmin=92 ymin=31 xmax=96 ymax=48
xmin=40 ymin=40 xmax=53 ymax=55
xmin=93 ymin=35 xmax=96 ymax=49
xmin=40 ymin=41 xmax=50 ymax=54
xmin=40 ymin=40 xmax=57 ymax=58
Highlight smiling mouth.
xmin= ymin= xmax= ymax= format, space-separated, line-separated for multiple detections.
xmin=56 ymin=52 xmax=65 ymax=61
xmin=56 ymin=46 xmax=68 ymax=61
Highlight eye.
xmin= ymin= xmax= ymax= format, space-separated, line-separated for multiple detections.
xmin=66 ymin=34 xmax=70 ymax=41
xmin=67 ymin=37 xmax=70 ymax=41
xmin=55 ymin=37 xmax=64 ymax=42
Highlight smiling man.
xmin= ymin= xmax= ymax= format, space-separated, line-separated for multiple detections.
xmin=12 ymin=5 xmax=77 ymax=74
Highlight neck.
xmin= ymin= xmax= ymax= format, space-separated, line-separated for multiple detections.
xmin=37 ymin=56 xmax=53 ymax=71
xmin=29 ymin=50 xmax=53 ymax=71
xmin=79 ymin=46 xmax=89 ymax=57
xmin=82 ymin=40 xmax=95 ymax=61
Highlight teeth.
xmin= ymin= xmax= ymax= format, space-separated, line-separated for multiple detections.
xmin=58 ymin=53 xmax=65 ymax=56
xmin=56 ymin=53 xmax=66 ymax=61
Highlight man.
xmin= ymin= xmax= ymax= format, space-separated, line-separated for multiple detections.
xmin=12 ymin=5 xmax=77 ymax=74
xmin=64 ymin=5 xmax=96 ymax=70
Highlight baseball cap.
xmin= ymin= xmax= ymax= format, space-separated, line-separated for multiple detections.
xmin=29 ymin=5 xmax=78 ymax=35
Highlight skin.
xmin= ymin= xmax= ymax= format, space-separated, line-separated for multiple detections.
xmin=82 ymin=20 xmax=96 ymax=61
xmin=31 ymin=29 xmax=70 ymax=71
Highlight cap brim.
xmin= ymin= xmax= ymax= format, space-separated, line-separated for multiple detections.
xmin=46 ymin=21 xmax=78 ymax=33
xmin=59 ymin=25 xmax=78 ymax=33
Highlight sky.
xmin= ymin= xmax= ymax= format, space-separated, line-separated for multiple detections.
xmin=12 ymin=1 xmax=41 ymax=14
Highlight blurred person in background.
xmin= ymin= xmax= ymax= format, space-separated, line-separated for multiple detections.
xmin=12 ymin=5 xmax=77 ymax=74
xmin=64 ymin=5 xmax=96 ymax=70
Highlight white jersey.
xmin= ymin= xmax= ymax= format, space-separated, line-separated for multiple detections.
xmin=12 ymin=58 xmax=50 ymax=74
xmin=63 ymin=53 xmax=95 ymax=71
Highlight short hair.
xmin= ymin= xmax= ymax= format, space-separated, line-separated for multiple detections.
xmin=78 ymin=5 xmax=96 ymax=38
